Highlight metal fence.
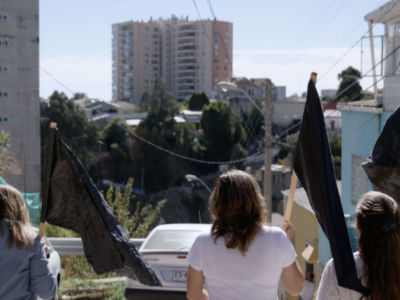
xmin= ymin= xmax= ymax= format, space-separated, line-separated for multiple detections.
xmin=48 ymin=238 xmax=145 ymax=255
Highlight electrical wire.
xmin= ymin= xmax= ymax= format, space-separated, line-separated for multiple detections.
xmin=319 ymin=0 xmax=398 ymax=81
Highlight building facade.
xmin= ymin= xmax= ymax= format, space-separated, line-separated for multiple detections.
xmin=112 ymin=16 xmax=233 ymax=105
xmin=0 ymin=0 xmax=40 ymax=193
xmin=318 ymin=0 xmax=400 ymax=268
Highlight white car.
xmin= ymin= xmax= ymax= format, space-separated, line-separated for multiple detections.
xmin=125 ymin=223 xmax=211 ymax=300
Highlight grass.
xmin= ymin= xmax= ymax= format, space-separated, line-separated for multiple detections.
xmin=61 ymin=255 xmax=118 ymax=280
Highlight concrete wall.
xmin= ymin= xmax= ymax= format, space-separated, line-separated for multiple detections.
xmin=272 ymin=101 xmax=305 ymax=127
xmin=0 ymin=0 xmax=40 ymax=193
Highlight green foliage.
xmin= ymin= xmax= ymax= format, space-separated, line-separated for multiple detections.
xmin=101 ymin=117 xmax=130 ymax=150
xmin=242 ymin=97 xmax=264 ymax=140
xmin=336 ymin=66 xmax=362 ymax=102
xmin=136 ymin=78 xmax=198 ymax=191
xmin=71 ymin=92 xmax=87 ymax=100
xmin=139 ymin=90 xmax=151 ymax=112
xmin=106 ymin=281 xmax=125 ymax=300
xmin=187 ymin=92 xmax=210 ymax=111
xmin=40 ymin=91 xmax=99 ymax=169
xmin=328 ymin=133 xmax=341 ymax=158
xmin=329 ymin=133 xmax=341 ymax=179
xmin=200 ymin=101 xmax=247 ymax=164
xmin=104 ymin=178 xmax=166 ymax=238
xmin=322 ymin=95 xmax=335 ymax=103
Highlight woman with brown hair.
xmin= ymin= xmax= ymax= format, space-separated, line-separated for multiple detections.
xmin=0 ymin=184 xmax=56 ymax=299
xmin=316 ymin=191 xmax=400 ymax=299
xmin=186 ymin=170 xmax=304 ymax=300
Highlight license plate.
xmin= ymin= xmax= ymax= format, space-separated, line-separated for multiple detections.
xmin=172 ymin=270 xmax=187 ymax=282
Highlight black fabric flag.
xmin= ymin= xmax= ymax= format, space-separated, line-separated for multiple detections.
xmin=293 ymin=79 xmax=366 ymax=294
xmin=41 ymin=128 xmax=160 ymax=286
xmin=362 ymin=107 xmax=400 ymax=202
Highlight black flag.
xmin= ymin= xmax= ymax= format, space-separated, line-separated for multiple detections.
xmin=293 ymin=78 xmax=367 ymax=294
xmin=41 ymin=127 xmax=160 ymax=286
xmin=362 ymin=107 xmax=400 ymax=202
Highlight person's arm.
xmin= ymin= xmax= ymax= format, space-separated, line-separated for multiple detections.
xmin=280 ymin=222 xmax=304 ymax=295
xmin=186 ymin=265 xmax=208 ymax=300
xmin=281 ymin=260 xmax=304 ymax=296
xmin=30 ymin=238 xmax=57 ymax=300
xmin=315 ymin=259 xmax=340 ymax=300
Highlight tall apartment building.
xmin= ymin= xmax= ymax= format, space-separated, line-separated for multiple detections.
xmin=112 ymin=16 xmax=232 ymax=104
xmin=0 ymin=0 xmax=40 ymax=193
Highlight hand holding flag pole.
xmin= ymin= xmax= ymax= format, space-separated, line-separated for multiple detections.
xmin=284 ymin=171 xmax=297 ymax=222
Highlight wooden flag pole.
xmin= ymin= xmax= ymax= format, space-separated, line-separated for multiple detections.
xmin=39 ymin=122 xmax=57 ymax=238
xmin=284 ymin=171 xmax=298 ymax=222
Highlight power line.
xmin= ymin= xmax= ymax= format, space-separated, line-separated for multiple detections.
xmin=192 ymin=0 xmax=213 ymax=50
xmin=7 ymin=40 xmax=76 ymax=97
xmin=331 ymin=42 xmax=400 ymax=102
xmin=319 ymin=0 xmax=398 ymax=81
xmin=129 ymin=129 xmax=264 ymax=165
xmin=39 ymin=66 xmax=75 ymax=96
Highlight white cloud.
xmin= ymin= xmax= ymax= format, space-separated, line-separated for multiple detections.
xmin=40 ymin=55 xmax=111 ymax=100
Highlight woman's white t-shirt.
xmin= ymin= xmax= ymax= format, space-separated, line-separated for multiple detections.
xmin=187 ymin=225 xmax=296 ymax=300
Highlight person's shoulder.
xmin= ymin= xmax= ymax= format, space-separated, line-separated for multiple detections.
xmin=193 ymin=232 xmax=213 ymax=245
xmin=260 ymin=225 xmax=286 ymax=238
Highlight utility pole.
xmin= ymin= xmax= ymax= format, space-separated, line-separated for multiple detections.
xmin=264 ymin=79 xmax=272 ymax=223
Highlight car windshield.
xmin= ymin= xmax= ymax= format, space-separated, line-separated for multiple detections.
xmin=143 ymin=230 xmax=203 ymax=251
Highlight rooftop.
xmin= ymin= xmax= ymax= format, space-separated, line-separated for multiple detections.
xmin=338 ymin=100 xmax=383 ymax=114
xmin=282 ymin=181 xmax=342 ymax=214
xmin=365 ymin=0 xmax=400 ymax=24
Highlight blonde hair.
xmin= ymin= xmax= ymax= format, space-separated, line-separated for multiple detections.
xmin=209 ymin=170 xmax=265 ymax=255
xmin=0 ymin=184 xmax=35 ymax=249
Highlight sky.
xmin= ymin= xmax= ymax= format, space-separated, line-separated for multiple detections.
xmin=39 ymin=0 xmax=388 ymax=100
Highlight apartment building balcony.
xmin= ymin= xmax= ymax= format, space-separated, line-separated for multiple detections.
xmin=177 ymin=41 xmax=196 ymax=48
xmin=178 ymin=32 xmax=195 ymax=38
xmin=177 ymin=72 xmax=196 ymax=79
xmin=177 ymin=45 xmax=196 ymax=51
xmin=177 ymin=66 xmax=196 ymax=72
xmin=177 ymin=78 xmax=195 ymax=84
xmin=177 ymin=52 xmax=195 ymax=58
xmin=178 ymin=26 xmax=196 ymax=33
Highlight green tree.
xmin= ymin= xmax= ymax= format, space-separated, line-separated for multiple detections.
xmin=101 ymin=117 xmax=130 ymax=150
xmin=40 ymin=91 xmax=99 ymax=169
xmin=136 ymin=78 xmax=197 ymax=191
xmin=71 ymin=92 xmax=87 ymax=100
xmin=336 ymin=66 xmax=362 ymax=102
xmin=104 ymin=178 xmax=166 ymax=238
xmin=139 ymin=90 xmax=151 ymax=112
xmin=201 ymin=101 xmax=247 ymax=163
xmin=329 ymin=133 xmax=341 ymax=179
xmin=187 ymin=92 xmax=210 ymax=111
xmin=243 ymin=97 xmax=264 ymax=140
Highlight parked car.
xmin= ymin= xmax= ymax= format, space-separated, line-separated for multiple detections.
xmin=33 ymin=228 xmax=62 ymax=300
xmin=125 ymin=223 xmax=211 ymax=300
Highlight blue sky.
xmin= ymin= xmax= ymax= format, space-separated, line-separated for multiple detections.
xmin=40 ymin=0 xmax=387 ymax=100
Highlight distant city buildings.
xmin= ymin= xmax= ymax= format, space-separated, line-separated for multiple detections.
xmin=0 ymin=0 xmax=40 ymax=193
xmin=112 ymin=16 xmax=233 ymax=105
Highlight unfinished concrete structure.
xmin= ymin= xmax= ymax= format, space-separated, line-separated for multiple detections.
xmin=0 ymin=0 xmax=40 ymax=193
